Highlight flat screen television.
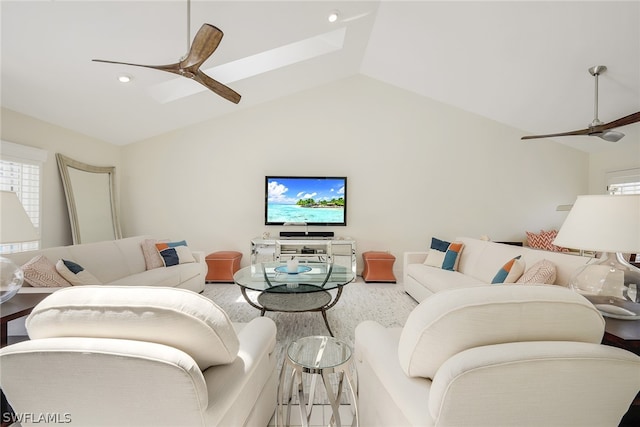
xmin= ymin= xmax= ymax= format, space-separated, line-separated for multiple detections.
xmin=265 ymin=176 xmax=347 ymax=226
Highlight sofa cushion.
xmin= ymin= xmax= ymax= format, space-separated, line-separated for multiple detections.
xmin=21 ymin=255 xmax=71 ymax=288
xmin=491 ymin=256 xmax=525 ymax=284
xmin=517 ymin=259 xmax=557 ymax=284
xmin=397 ymin=285 xmax=604 ymax=379
xmin=26 ymin=286 xmax=240 ymax=370
xmin=457 ymin=238 xmax=526 ymax=283
xmin=107 ymin=262 xmax=201 ymax=287
xmin=406 ymin=264 xmax=485 ymax=294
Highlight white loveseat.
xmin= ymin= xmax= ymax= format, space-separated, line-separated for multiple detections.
xmin=354 ymin=285 xmax=640 ymax=426
xmin=0 ymin=286 xmax=278 ymax=426
xmin=5 ymin=235 xmax=206 ymax=294
xmin=404 ymin=236 xmax=593 ymax=302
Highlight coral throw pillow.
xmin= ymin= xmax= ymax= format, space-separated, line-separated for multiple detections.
xmin=526 ymin=230 xmax=569 ymax=252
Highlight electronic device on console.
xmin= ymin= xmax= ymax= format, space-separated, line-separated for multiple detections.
xmin=279 ymin=231 xmax=335 ymax=239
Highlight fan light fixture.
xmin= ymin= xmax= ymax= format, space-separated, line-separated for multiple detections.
xmin=521 ymin=65 xmax=640 ymax=142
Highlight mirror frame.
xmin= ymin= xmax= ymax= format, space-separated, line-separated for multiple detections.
xmin=56 ymin=153 xmax=122 ymax=244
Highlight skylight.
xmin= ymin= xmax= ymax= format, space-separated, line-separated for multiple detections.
xmin=148 ymin=27 xmax=347 ymax=104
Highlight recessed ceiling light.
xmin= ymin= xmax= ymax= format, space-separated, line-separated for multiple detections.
xmin=117 ymin=75 xmax=132 ymax=83
xmin=328 ymin=10 xmax=339 ymax=23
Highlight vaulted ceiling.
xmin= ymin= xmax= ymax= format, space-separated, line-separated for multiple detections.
xmin=2 ymin=1 xmax=639 ymax=152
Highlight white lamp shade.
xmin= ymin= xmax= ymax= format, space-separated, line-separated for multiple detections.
xmin=0 ymin=190 xmax=39 ymax=243
xmin=554 ymin=194 xmax=640 ymax=253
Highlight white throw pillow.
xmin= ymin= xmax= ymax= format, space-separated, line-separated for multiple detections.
xmin=56 ymin=259 xmax=102 ymax=285
xmin=424 ymin=249 xmax=446 ymax=267
xmin=26 ymin=286 xmax=240 ymax=371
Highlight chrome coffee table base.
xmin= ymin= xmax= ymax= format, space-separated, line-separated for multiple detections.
xmin=239 ymin=285 xmax=344 ymax=337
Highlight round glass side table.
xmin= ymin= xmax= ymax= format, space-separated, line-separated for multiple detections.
xmin=277 ymin=336 xmax=358 ymax=427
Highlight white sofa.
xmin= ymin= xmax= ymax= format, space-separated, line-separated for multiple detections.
xmin=354 ymin=285 xmax=640 ymax=427
xmin=0 ymin=286 xmax=278 ymax=426
xmin=5 ymin=235 xmax=206 ymax=294
xmin=404 ymin=236 xmax=593 ymax=302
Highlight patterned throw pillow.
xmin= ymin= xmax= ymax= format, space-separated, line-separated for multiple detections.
xmin=56 ymin=259 xmax=102 ymax=286
xmin=423 ymin=238 xmax=465 ymax=271
xmin=141 ymin=239 xmax=164 ymax=270
xmin=424 ymin=237 xmax=450 ymax=267
xmin=442 ymin=242 xmax=464 ymax=271
xmin=526 ymin=230 xmax=569 ymax=252
xmin=492 ymin=255 xmax=525 ymax=284
xmin=516 ymin=259 xmax=557 ymax=285
xmin=21 ymin=255 xmax=71 ymax=287
xmin=155 ymin=241 xmax=196 ymax=267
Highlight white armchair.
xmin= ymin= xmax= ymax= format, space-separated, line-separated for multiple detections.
xmin=355 ymin=285 xmax=640 ymax=427
xmin=0 ymin=286 xmax=277 ymax=426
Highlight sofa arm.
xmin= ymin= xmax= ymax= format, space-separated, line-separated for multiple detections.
xmin=191 ymin=251 xmax=205 ymax=264
xmin=403 ymin=251 xmax=428 ymax=277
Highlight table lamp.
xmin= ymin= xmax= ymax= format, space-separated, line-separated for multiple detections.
xmin=554 ymin=194 xmax=640 ymax=319
xmin=0 ymin=190 xmax=39 ymax=303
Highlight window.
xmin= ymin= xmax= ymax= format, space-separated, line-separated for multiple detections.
xmin=0 ymin=141 xmax=47 ymax=254
xmin=606 ymin=168 xmax=640 ymax=264
xmin=607 ymin=168 xmax=640 ymax=195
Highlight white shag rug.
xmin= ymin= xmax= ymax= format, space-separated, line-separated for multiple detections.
xmin=202 ymin=278 xmax=417 ymax=351
xmin=201 ymin=278 xmax=417 ymax=404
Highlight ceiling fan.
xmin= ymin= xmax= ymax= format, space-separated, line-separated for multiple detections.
xmin=521 ymin=66 xmax=639 ymax=142
xmin=93 ymin=1 xmax=240 ymax=104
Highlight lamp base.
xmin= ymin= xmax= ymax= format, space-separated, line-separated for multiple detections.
xmin=569 ymin=252 xmax=640 ymax=320
xmin=0 ymin=256 xmax=24 ymax=303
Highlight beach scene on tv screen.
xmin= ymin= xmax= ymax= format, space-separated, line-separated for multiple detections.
xmin=267 ymin=177 xmax=345 ymax=224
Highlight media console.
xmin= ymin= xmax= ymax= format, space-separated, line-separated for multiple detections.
xmin=250 ymin=237 xmax=356 ymax=275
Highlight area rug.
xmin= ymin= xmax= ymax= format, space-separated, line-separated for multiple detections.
xmin=202 ymin=278 xmax=416 ymax=350
xmin=202 ymin=279 xmax=417 ymax=403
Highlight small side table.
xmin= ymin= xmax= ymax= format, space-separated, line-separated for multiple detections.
xmin=277 ymin=336 xmax=358 ymax=427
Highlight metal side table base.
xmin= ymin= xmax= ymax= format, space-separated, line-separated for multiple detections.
xmin=276 ymin=336 xmax=358 ymax=427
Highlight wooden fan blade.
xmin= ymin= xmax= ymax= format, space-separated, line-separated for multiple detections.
xmin=521 ymin=128 xmax=590 ymax=140
xmin=180 ymin=24 xmax=223 ymax=69
xmin=601 ymin=111 xmax=640 ymax=130
xmin=193 ymin=70 xmax=241 ymax=104
xmin=92 ymin=59 xmax=181 ymax=74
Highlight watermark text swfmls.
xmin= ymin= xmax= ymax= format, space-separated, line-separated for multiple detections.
xmin=2 ymin=412 xmax=72 ymax=424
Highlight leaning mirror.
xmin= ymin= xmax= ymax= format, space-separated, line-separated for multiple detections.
xmin=56 ymin=153 xmax=122 ymax=244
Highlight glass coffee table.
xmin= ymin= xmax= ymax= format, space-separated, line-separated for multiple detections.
xmin=233 ymin=262 xmax=355 ymax=337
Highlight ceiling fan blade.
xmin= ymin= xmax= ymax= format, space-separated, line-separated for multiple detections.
xmin=180 ymin=24 xmax=223 ymax=69
xmin=92 ymin=59 xmax=181 ymax=74
xmin=600 ymin=111 xmax=640 ymax=131
xmin=192 ymin=70 xmax=241 ymax=104
xmin=521 ymin=128 xmax=591 ymax=140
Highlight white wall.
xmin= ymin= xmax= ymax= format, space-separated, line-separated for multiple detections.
xmin=121 ymin=75 xmax=590 ymax=273
xmin=0 ymin=108 xmax=121 ymax=249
